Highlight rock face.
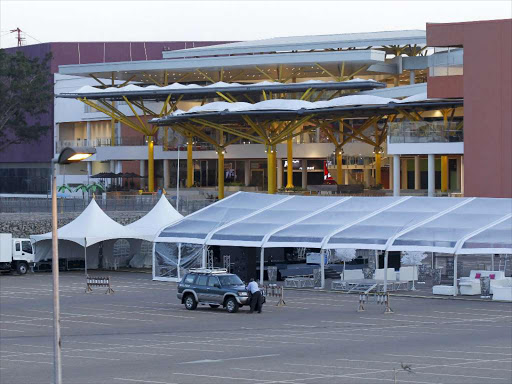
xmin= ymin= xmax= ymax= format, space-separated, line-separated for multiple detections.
xmin=0 ymin=212 xmax=146 ymax=238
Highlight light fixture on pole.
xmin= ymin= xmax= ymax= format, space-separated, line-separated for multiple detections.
xmin=51 ymin=146 xmax=95 ymax=384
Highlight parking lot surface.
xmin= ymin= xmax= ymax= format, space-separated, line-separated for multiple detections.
xmin=1 ymin=271 xmax=511 ymax=384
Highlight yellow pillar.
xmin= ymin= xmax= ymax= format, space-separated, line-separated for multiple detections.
xmin=441 ymin=155 xmax=449 ymax=192
xmin=267 ymin=145 xmax=276 ymax=194
xmin=147 ymin=136 xmax=154 ymax=192
xmin=375 ymin=152 xmax=382 ymax=185
xmin=217 ymin=149 xmax=224 ymax=199
xmin=271 ymin=145 xmax=277 ymax=193
xmin=336 ymin=148 xmax=343 ymax=185
xmin=186 ymin=140 xmax=193 ymax=188
xmin=286 ymin=136 xmax=294 ymax=188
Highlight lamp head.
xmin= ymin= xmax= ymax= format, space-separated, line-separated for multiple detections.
xmin=57 ymin=147 xmax=95 ymax=164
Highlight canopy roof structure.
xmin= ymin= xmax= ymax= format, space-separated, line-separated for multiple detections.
xmin=151 ymin=93 xmax=463 ymax=123
xmin=126 ymin=195 xmax=183 ymax=241
xmin=155 ymin=192 xmax=512 ymax=255
xmin=57 ymin=79 xmax=385 ymax=102
xmin=31 ymin=199 xmax=145 ymax=246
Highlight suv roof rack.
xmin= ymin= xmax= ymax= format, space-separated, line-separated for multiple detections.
xmin=188 ymin=268 xmax=228 ymax=275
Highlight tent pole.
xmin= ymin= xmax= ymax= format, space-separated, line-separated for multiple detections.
xmin=491 ymin=254 xmax=495 ymax=271
xmin=201 ymin=246 xmax=206 ymax=268
xmin=84 ymin=238 xmax=87 ymax=276
xmin=375 ymin=250 xmax=379 ymax=269
xmin=177 ymin=243 xmax=181 ymax=281
xmin=260 ymin=248 xmax=264 ymax=285
xmin=320 ymin=249 xmax=325 ymax=289
xmin=453 ymin=254 xmax=458 ymax=297
xmin=383 ymin=251 xmax=388 ymax=293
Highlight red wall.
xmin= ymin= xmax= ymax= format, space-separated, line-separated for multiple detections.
xmin=427 ymin=19 xmax=512 ymax=198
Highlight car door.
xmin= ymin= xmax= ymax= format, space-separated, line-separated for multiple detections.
xmin=194 ymin=275 xmax=209 ymax=302
xmin=207 ymin=276 xmax=223 ymax=304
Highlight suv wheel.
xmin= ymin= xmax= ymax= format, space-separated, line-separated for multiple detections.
xmin=225 ymin=297 xmax=239 ymax=313
xmin=16 ymin=262 xmax=28 ymax=275
xmin=184 ymin=294 xmax=197 ymax=310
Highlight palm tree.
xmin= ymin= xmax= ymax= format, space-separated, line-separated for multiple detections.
xmin=57 ymin=185 xmax=72 ymax=194
xmin=74 ymin=184 xmax=89 ymax=200
xmin=87 ymin=182 xmax=105 ymax=198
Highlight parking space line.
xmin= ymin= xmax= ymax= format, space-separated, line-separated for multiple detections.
xmin=180 ymin=353 xmax=280 ymax=364
xmin=114 ymin=378 xmax=178 ymax=384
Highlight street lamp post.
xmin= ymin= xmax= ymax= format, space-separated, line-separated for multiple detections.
xmin=51 ymin=147 xmax=95 ymax=384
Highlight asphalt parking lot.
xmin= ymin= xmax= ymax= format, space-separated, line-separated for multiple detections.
xmin=1 ymin=271 xmax=511 ymax=384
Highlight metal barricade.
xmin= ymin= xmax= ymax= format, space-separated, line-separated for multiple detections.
xmin=262 ymin=284 xmax=286 ymax=306
xmin=357 ymin=292 xmax=393 ymax=314
xmin=85 ymin=276 xmax=114 ymax=294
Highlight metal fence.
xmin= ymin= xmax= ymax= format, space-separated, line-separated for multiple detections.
xmin=0 ymin=195 xmax=216 ymax=216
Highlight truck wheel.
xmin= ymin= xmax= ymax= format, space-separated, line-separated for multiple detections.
xmin=16 ymin=262 xmax=28 ymax=275
xmin=184 ymin=294 xmax=197 ymax=310
xmin=225 ymin=297 xmax=239 ymax=313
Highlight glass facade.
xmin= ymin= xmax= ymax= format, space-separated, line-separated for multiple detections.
xmin=0 ymin=166 xmax=51 ymax=194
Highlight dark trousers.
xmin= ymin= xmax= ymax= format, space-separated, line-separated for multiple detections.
xmin=249 ymin=291 xmax=262 ymax=312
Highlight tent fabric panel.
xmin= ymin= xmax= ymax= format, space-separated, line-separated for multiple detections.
xmin=392 ymin=198 xmax=509 ymax=252
xmin=268 ymin=197 xmax=400 ymax=246
xmin=328 ymin=197 xmax=462 ymax=247
xmin=459 ymin=217 xmax=512 ymax=254
xmin=210 ymin=195 xmax=340 ymax=243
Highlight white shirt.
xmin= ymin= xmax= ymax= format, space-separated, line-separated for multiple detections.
xmin=247 ymin=281 xmax=260 ymax=294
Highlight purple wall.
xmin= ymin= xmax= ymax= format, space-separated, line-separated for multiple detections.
xmin=0 ymin=40 xmax=231 ymax=164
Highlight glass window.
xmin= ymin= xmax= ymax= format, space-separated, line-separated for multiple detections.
xmin=183 ymin=274 xmax=195 ymax=284
xmin=196 ymin=275 xmax=208 ymax=286
xmin=22 ymin=241 xmax=32 ymax=254
xmin=218 ymin=275 xmax=244 ymax=286
xmin=15 ymin=243 xmax=20 ymax=252
xmin=208 ymin=276 xmax=220 ymax=287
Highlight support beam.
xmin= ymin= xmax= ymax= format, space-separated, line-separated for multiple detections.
xmin=217 ymin=149 xmax=225 ymax=199
xmin=140 ymin=160 xmax=146 ymax=190
xmin=301 ymin=159 xmax=308 ymax=189
xmin=414 ymin=156 xmax=421 ymax=190
xmin=393 ymin=155 xmax=400 ymax=196
xmin=244 ymin=160 xmax=251 ymax=187
xmin=375 ymin=152 xmax=381 ymax=185
xmin=267 ymin=146 xmax=276 ymax=194
xmin=277 ymin=158 xmax=283 ymax=190
xmin=336 ymin=148 xmax=343 ymax=185
xmin=441 ymin=155 xmax=448 ymax=192
xmin=401 ymin=158 xmax=408 ymax=190
xmin=260 ymin=248 xmax=264 ymax=285
xmin=453 ymin=254 xmax=458 ymax=297
xmin=389 ymin=156 xmax=393 ymax=190
xmin=286 ymin=136 xmax=294 ymax=188
xmin=428 ymin=154 xmax=435 ymax=197
xmin=410 ymin=70 xmax=416 ymax=85
xmin=163 ymin=159 xmax=170 ymax=189
xmin=147 ymin=137 xmax=155 ymax=192
xmin=272 ymin=146 xmax=277 ymax=193
xmin=187 ymin=140 xmax=194 ymax=188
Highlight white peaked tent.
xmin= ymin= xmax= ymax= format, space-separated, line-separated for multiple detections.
xmin=126 ymin=195 xmax=183 ymax=241
xmin=126 ymin=195 xmax=183 ymax=269
xmin=31 ymin=199 xmax=146 ymax=271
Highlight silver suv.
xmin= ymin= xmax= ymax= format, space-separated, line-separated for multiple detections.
xmin=177 ymin=269 xmax=250 ymax=313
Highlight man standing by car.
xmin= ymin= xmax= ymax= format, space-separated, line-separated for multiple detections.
xmin=246 ymin=278 xmax=263 ymax=313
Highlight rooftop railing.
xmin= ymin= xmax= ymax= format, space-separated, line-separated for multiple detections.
xmin=388 ymin=121 xmax=463 ymax=144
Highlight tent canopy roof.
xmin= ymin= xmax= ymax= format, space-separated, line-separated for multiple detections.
xmin=31 ymin=199 xmax=146 ymax=247
xmin=155 ymin=192 xmax=512 ymax=255
xmin=126 ymin=195 xmax=183 ymax=241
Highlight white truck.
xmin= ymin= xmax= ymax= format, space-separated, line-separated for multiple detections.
xmin=0 ymin=233 xmax=35 ymax=275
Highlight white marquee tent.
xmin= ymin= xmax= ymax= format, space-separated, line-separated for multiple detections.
xmin=31 ymin=199 xmax=147 ymax=271
xmin=155 ymin=192 xmax=512 ymax=289
xmin=125 ymin=195 xmax=183 ymax=269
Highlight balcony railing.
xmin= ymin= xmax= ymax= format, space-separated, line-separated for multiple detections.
xmin=389 ymin=121 xmax=463 ymax=144
xmin=56 ymin=137 xmax=148 ymax=151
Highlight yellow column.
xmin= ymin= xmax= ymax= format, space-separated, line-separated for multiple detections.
xmin=286 ymin=136 xmax=294 ymax=188
xmin=217 ymin=149 xmax=224 ymax=199
xmin=336 ymin=147 xmax=343 ymax=185
xmin=375 ymin=152 xmax=382 ymax=185
xmin=267 ymin=145 xmax=276 ymax=194
xmin=147 ymin=136 xmax=154 ymax=192
xmin=441 ymin=155 xmax=449 ymax=192
xmin=271 ymin=145 xmax=277 ymax=193
xmin=186 ymin=140 xmax=193 ymax=188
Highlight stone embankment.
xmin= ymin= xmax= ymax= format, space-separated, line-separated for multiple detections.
xmin=0 ymin=212 xmax=146 ymax=238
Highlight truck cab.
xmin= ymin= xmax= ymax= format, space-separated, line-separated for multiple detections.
xmin=0 ymin=234 xmax=35 ymax=275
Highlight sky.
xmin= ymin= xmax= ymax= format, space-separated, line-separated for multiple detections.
xmin=1 ymin=0 xmax=511 ymax=48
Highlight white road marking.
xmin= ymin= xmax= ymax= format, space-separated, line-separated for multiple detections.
xmin=114 ymin=378 xmax=178 ymax=384
xmin=180 ymin=353 xmax=280 ymax=364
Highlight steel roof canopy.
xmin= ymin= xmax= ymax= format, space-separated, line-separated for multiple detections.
xmin=162 ymin=30 xmax=427 ymax=59
xmin=150 ymin=100 xmax=463 ymax=124
xmin=57 ymin=80 xmax=386 ymax=102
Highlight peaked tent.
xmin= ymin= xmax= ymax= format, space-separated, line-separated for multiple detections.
xmin=126 ymin=195 xmax=183 ymax=242
xmin=125 ymin=195 xmax=183 ymax=269
xmin=31 ymin=199 xmax=147 ymax=271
